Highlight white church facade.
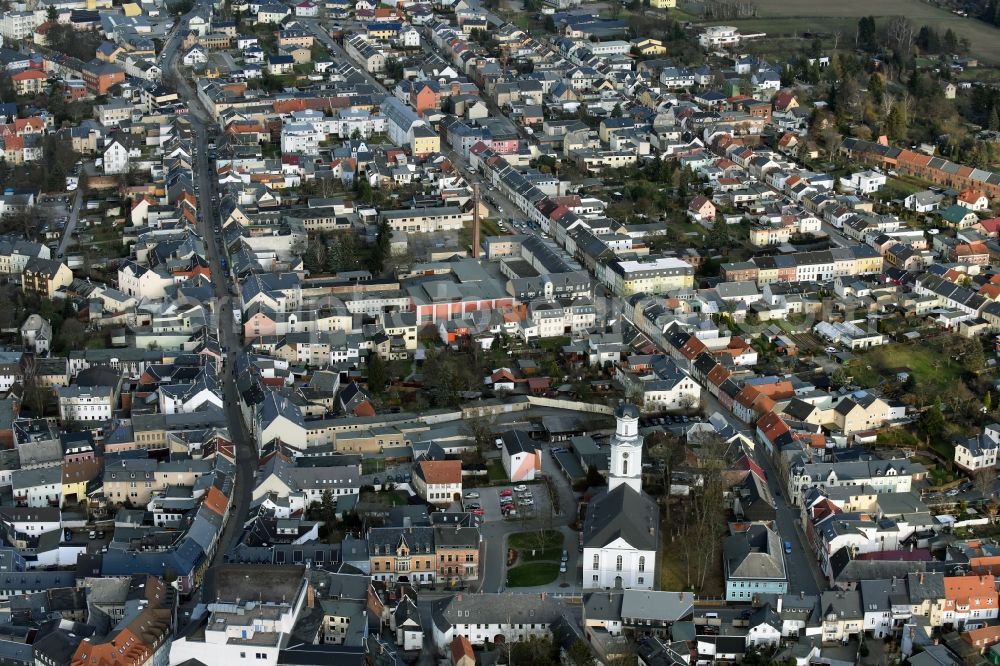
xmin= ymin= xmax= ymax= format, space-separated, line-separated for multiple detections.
xmin=582 ymin=402 xmax=660 ymax=591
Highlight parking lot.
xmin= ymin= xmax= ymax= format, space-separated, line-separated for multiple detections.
xmin=639 ymin=414 xmax=704 ymax=428
xmin=368 ymin=466 xmax=412 ymax=489
xmin=464 ymin=480 xmax=551 ymax=523
xmin=64 ymin=526 xmax=113 ymax=554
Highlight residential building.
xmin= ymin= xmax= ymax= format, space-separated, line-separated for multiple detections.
xmin=412 ymin=460 xmax=462 ymax=506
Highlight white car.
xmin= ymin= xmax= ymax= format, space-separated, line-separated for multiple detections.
xmin=519 ymin=498 xmax=534 ymax=506
xmin=513 ymin=484 xmax=527 ymax=492
xmin=824 ymin=347 xmax=838 ymax=354
xmin=464 ymin=491 xmax=480 ymax=499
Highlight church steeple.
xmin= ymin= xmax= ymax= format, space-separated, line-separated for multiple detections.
xmin=608 ymin=402 xmax=642 ymax=493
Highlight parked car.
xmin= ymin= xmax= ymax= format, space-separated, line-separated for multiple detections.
xmin=559 ymin=562 xmax=567 ymax=573
xmin=464 ymin=491 xmax=480 ymax=499
xmin=784 ymin=541 xmax=792 ymax=554
xmin=561 ymin=550 xmax=568 ymax=562
xmin=88 ymin=530 xmax=96 ymax=540
xmin=513 ymin=484 xmax=527 ymax=492
xmin=499 ymin=488 xmax=513 ymax=497
xmin=519 ymin=498 xmax=534 ymax=506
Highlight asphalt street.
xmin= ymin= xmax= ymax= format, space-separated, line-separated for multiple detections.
xmin=56 ymin=188 xmax=82 ymax=258
xmin=162 ymin=3 xmax=257 ymax=580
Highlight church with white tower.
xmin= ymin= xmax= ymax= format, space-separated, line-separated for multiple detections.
xmin=581 ymin=402 xmax=660 ymax=590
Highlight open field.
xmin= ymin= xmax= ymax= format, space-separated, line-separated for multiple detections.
xmin=694 ymin=0 xmax=1000 ymax=63
xmin=845 ymin=342 xmax=965 ymax=396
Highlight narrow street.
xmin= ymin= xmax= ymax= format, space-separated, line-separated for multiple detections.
xmin=56 ymin=187 xmax=82 ymax=258
xmin=301 ymin=19 xmax=383 ymax=89
xmin=162 ymin=3 xmax=256 ymax=573
xmin=757 ymin=454 xmax=825 ymax=596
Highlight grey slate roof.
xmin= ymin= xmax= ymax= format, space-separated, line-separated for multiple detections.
xmin=723 ymin=525 xmax=786 ymax=582
xmin=582 ymin=485 xmax=659 ymax=551
xmin=621 ymin=590 xmax=694 ymax=622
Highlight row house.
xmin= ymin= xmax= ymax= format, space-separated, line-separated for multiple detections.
xmin=367 ymin=525 xmax=480 ymax=586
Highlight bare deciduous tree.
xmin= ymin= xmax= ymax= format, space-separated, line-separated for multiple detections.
xmin=678 ymin=433 xmax=729 ymax=590
xmin=647 ymin=430 xmax=685 ymax=528
xmin=463 ymin=413 xmax=495 ymax=458
xmin=20 ymin=354 xmax=49 ymax=417
xmin=974 ymin=469 xmax=995 ymax=501
xmin=886 ymin=16 xmax=916 ymax=61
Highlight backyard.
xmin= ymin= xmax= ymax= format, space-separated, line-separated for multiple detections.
xmin=844 ymin=341 xmax=965 ymax=398
xmin=359 ymin=489 xmax=409 ymax=507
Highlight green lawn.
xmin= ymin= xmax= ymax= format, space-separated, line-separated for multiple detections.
xmin=873 ymin=177 xmax=923 ymax=202
xmin=361 ymin=458 xmax=387 ymax=475
xmin=487 ymin=461 xmax=507 ymax=482
xmin=360 ymin=490 xmax=408 ymax=507
xmin=846 ymin=343 xmax=964 ymax=395
xmin=875 ymin=428 xmax=921 ymax=448
xmin=518 ymin=547 xmax=562 ymax=562
xmin=537 ymin=336 xmax=570 ymax=351
xmin=478 ymin=218 xmax=501 ymax=237
xmin=506 ymin=562 xmax=560 ymax=587
xmin=509 ymin=530 xmax=562 ymax=551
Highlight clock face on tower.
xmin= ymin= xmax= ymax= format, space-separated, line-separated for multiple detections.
xmin=622 ymin=452 xmax=629 ymax=459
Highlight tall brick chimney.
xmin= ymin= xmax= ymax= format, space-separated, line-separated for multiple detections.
xmin=472 ymin=182 xmax=481 ymax=259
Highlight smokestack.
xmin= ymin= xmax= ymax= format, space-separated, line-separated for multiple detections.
xmin=472 ymin=182 xmax=481 ymax=259
xmin=777 ymin=596 xmax=782 ymax=613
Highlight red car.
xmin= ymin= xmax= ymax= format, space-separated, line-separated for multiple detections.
xmin=500 ymin=488 xmax=513 ymax=497
xmin=469 ymin=508 xmax=485 ymax=517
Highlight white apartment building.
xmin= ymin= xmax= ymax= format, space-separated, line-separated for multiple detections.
xmin=699 ymin=26 xmax=741 ymax=50
xmin=12 ymin=467 xmax=62 ymax=508
xmin=954 ymin=425 xmax=1000 ymax=473
xmin=169 ymin=568 xmax=309 ymax=666
xmin=56 ymin=385 xmax=116 ymax=423
xmin=841 ymin=170 xmax=887 ymax=195
xmin=1 ymin=11 xmax=41 ymax=41
xmin=379 ymin=206 xmax=467 ymax=233
xmin=280 ymin=121 xmax=325 ymax=155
